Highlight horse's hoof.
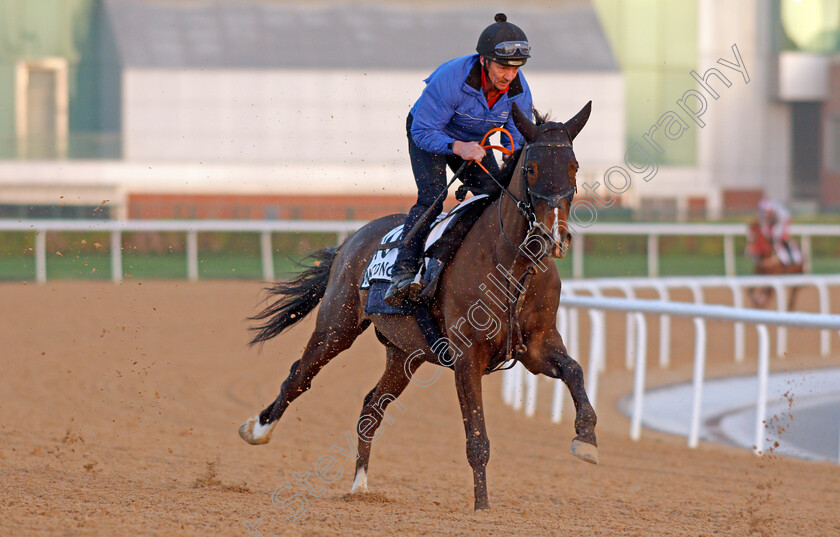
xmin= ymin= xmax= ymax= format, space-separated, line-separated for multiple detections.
xmin=474 ymin=501 xmax=491 ymax=511
xmin=571 ymin=438 xmax=599 ymax=465
xmin=350 ymin=468 xmax=368 ymax=493
xmin=238 ymin=415 xmax=277 ymax=445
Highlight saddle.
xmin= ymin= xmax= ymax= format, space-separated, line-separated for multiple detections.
xmin=362 ymin=194 xmax=494 ymax=315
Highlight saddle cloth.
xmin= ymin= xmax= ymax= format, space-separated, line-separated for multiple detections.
xmin=362 ymin=194 xmax=493 ymax=317
xmin=361 ymin=194 xmax=490 ymax=290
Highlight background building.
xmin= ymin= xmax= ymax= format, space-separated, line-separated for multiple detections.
xmin=0 ymin=0 xmax=838 ymax=220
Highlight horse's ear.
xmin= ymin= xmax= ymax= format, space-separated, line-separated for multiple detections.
xmin=511 ymin=102 xmax=537 ymax=144
xmin=565 ymin=101 xmax=592 ymax=141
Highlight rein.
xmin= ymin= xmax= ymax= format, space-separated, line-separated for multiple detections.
xmin=470 ymin=127 xmax=576 ymax=372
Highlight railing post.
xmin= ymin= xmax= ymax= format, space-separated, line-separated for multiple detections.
xmin=551 ymin=379 xmax=565 ymax=423
xmin=524 ymin=372 xmax=538 ymax=417
xmin=630 ymin=312 xmax=648 ymax=441
xmin=568 ymin=308 xmax=579 ymax=364
xmin=728 ymin=281 xmax=745 ymax=363
xmin=585 ymin=309 xmax=605 ymax=411
xmin=187 ymin=230 xmax=199 ymax=282
xmin=512 ymin=362 xmax=525 ymax=411
xmin=688 ymin=317 xmax=707 ymax=448
xmin=260 ymin=231 xmax=274 ymax=281
xmin=502 ymin=368 xmax=514 ymax=406
xmin=647 ymin=233 xmax=659 ymax=278
xmin=754 ymin=324 xmax=770 ymax=455
xmin=35 ymin=230 xmax=47 ymax=284
xmin=653 ymin=282 xmax=671 ymax=368
xmin=817 ymin=280 xmax=831 ymax=356
xmin=773 ymin=281 xmax=786 ymax=357
xmin=621 ymin=285 xmax=637 ymax=370
xmin=572 ymin=233 xmax=584 ymax=279
xmin=110 ymin=230 xmax=122 ymax=283
xmin=724 ymin=234 xmax=736 ymax=276
xmin=801 ymin=234 xmax=811 ymax=273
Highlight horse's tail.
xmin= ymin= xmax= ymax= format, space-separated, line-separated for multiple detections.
xmin=248 ymin=246 xmax=339 ymax=346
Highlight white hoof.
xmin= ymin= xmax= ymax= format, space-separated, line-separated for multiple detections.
xmin=350 ymin=468 xmax=368 ymax=493
xmin=238 ymin=415 xmax=277 ymax=445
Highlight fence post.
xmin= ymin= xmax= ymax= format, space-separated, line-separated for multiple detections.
xmin=572 ymin=234 xmax=584 ymax=279
xmin=773 ymin=281 xmax=786 ymax=357
xmin=110 ymin=230 xmax=122 ymax=283
xmin=653 ymin=282 xmax=671 ymax=368
xmin=724 ymin=234 xmax=736 ymax=276
xmin=801 ymin=234 xmax=811 ymax=273
xmin=630 ymin=312 xmax=648 ymax=441
xmin=187 ymin=230 xmax=199 ymax=282
xmin=688 ymin=317 xmax=707 ymax=448
xmin=525 ymin=372 xmax=538 ymax=417
xmin=621 ymin=285 xmax=637 ymax=370
xmin=551 ymin=379 xmax=565 ymax=423
xmin=817 ymin=280 xmax=831 ymax=356
xmin=260 ymin=231 xmax=274 ymax=281
xmin=728 ymin=281 xmax=746 ymax=363
xmin=501 ymin=368 xmax=513 ymax=406
xmin=754 ymin=324 xmax=770 ymax=455
xmin=647 ymin=234 xmax=659 ymax=278
xmin=35 ymin=230 xmax=47 ymax=284
xmin=585 ymin=309 xmax=605 ymax=410
xmin=512 ymin=362 xmax=525 ymax=411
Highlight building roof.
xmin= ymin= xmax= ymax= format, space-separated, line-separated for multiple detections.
xmin=104 ymin=0 xmax=618 ymax=71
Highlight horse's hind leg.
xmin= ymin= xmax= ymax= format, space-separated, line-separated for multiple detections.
xmin=238 ymin=315 xmax=370 ymax=445
xmin=350 ymin=343 xmax=421 ymax=493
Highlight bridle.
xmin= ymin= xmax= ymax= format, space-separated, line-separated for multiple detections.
xmin=472 ymin=126 xmax=579 ymax=373
xmin=474 ymin=127 xmax=577 ymax=256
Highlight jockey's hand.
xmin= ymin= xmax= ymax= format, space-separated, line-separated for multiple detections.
xmin=452 ymin=141 xmax=487 ymax=162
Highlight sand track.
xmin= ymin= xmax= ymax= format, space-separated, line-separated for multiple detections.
xmin=1 ymin=281 xmax=838 ymax=536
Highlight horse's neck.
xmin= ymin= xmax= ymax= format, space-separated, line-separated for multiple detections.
xmin=485 ymin=168 xmax=535 ymax=271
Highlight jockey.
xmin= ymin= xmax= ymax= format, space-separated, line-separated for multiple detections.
xmin=384 ymin=13 xmax=534 ymax=307
xmin=757 ymin=197 xmax=801 ymax=265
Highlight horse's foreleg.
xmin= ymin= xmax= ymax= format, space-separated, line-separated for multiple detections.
xmin=351 ymin=346 xmax=420 ymax=494
xmin=239 ymin=324 xmax=363 ymax=445
xmin=522 ymin=337 xmax=598 ymax=464
xmin=454 ymin=357 xmax=491 ymax=511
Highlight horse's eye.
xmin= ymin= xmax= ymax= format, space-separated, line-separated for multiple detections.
xmin=525 ymin=165 xmax=535 ymax=175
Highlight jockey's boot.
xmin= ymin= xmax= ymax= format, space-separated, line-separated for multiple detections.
xmin=384 ymin=268 xmax=419 ymax=307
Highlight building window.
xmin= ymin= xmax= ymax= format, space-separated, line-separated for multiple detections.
xmin=829 ymin=114 xmax=840 ymax=173
xmin=15 ymin=58 xmax=68 ymax=159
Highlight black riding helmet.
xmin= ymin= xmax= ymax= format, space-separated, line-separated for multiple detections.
xmin=476 ymin=13 xmax=530 ymax=67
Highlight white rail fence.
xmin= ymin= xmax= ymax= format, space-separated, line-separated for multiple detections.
xmin=501 ymin=287 xmax=840 ymax=457
xmin=1 ymin=219 xmax=360 ymax=283
xmin=2 ymin=220 xmax=839 ymax=283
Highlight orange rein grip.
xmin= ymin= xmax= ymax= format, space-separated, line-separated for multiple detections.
xmin=474 ymin=127 xmax=515 ymax=175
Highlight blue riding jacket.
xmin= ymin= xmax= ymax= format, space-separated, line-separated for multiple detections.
xmin=409 ymin=54 xmax=534 ymax=155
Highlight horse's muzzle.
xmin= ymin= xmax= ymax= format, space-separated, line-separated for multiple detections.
xmin=549 ymin=207 xmax=572 ymax=258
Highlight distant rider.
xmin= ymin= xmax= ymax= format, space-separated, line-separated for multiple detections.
xmin=757 ymin=197 xmax=800 ymax=266
xmin=384 ymin=13 xmax=534 ymax=307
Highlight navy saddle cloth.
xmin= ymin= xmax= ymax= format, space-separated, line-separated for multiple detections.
xmin=362 ymin=194 xmax=494 ymax=316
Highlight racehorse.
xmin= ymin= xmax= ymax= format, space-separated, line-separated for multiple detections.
xmin=745 ymin=220 xmax=803 ymax=309
xmin=238 ymin=102 xmax=598 ymax=511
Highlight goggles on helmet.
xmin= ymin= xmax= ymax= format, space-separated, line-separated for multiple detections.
xmin=494 ymin=40 xmax=531 ymax=57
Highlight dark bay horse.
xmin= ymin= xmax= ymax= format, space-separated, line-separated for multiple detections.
xmin=238 ymin=103 xmax=598 ymax=511
xmin=746 ymin=220 xmax=803 ymax=309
